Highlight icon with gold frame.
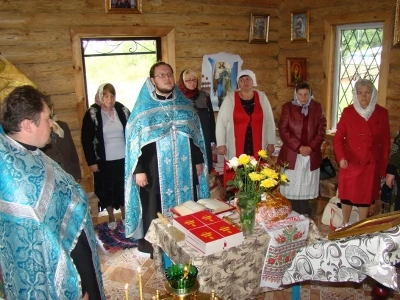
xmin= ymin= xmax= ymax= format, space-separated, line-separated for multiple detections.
xmin=328 ymin=210 xmax=400 ymax=240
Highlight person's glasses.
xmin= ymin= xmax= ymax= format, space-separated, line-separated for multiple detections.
xmin=185 ymin=78 xmax=197 ymax=83
xmin=154 ymin=73 xmax=174 ymax=79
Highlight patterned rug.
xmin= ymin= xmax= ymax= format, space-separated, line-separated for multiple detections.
xmin=94 ymin=221 xmax=138 ymax=252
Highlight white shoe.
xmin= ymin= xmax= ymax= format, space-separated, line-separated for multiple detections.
xmin=108 ymin=222 xmax=117 ymax=230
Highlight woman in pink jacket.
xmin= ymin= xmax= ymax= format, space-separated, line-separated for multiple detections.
xmin=334 ymin=78 xmax=390 ymax=226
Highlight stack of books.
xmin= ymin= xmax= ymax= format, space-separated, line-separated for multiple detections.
xmin=173 ymin=210 xmax=243 ymax=255
xmin=171 ymin=199 xmax=235 ymax=216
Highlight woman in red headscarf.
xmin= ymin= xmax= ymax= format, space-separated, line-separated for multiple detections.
xmin=178 ymin=69 xmax=216 ymax=173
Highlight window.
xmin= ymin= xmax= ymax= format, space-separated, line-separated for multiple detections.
xmin=331 ymin=23 xmax=383 ymax=127
xmin=81 ymin=38 xmax=161 ymax=110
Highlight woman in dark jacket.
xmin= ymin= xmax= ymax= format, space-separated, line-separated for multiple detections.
xmin=386 ymin=129 xmax=400 ymax=211
xmin=178 ymin=69 xmax=216 ymax=173
xmin=278 ymin=82 xmax=326 ymax=215
xmin=81 ymin=83 xmax=130 ymax=229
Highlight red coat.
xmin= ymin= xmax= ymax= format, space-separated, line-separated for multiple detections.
xmin=333 ymin=104 xmax=390 ymax=205
xmin=278 ymin=100 xmax=327 ymax=171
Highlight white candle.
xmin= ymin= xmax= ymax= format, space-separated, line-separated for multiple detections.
xmin=138 ymin=266 xmax=143 ymax=300
xmin=124 ymin=283 xmax=129 ymax=300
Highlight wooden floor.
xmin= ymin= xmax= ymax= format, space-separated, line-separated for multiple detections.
xmin=93 ymin=200 xmax=400 ymax=300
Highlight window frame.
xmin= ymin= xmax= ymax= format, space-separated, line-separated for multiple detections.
xmin=322 ymin=12 xmax=392 ymax=130
xmin=331 ymin=22 xmax=384 ymax=127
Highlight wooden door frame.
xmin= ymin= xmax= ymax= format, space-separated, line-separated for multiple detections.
xmin=70 ymin=26 xmax=175 ymax=191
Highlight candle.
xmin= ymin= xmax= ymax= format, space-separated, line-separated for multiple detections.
xmin=138 ymin=266 xmax=143 ymax=300
xmin=124 ymin=283 xmax=129 ymax=300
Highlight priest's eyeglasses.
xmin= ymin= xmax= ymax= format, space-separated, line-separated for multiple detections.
xmin=154 ymin=73 xmax=174 ymax=79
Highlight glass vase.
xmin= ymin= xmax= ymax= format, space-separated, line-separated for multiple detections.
xmin=239 ymin=205 xmax=256 ymax=237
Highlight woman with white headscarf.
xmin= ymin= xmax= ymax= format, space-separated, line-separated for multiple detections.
xmin=334 ymin=78 xmax=390 ymax=225
xmin=216 ymin=69 xmax=276 ymax=186
xmin=278 ymin=82 xmax=326 ymax=215
xmin=81 ymin=83 xmax=130 ymax=230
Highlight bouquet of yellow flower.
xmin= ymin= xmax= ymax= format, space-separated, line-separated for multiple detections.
xmin=226 ymin=150 xmax=289 ymax=235
xmin=226 ymin=150 xmax=289 ymax=210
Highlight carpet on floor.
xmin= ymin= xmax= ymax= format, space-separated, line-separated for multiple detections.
xmin=94 ymin=221 xmax=138 ymax=252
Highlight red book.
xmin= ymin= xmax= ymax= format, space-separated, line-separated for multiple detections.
xmin=173 ymin=211 xmax=244 ymax=255
xmin=208 ymin=221 xmax=244 ymax=249
xmin=185 ymin=226 xmax=225 ymax=255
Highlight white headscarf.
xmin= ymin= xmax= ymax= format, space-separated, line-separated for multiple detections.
xmin=291 ymin=87 xmax=314 ymax=116
xmin=237 ymin=69 xmax=258 ymax=87
xmin=352 ymin=79 xmax=378 ymax=121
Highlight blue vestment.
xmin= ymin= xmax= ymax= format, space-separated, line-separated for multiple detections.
xmin=0 ymin=133 xmax=105 ymax=300
xmin=125 ymin=78 xmax=210 ymax=239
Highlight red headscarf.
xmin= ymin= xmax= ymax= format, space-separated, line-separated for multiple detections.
xmin=178 ymin=69 xmax=199 ymax=100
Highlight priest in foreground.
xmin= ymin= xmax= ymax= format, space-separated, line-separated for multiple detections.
xmin=124 ymin=62 xmax=210 ymax=254
xmin=0 ymin=86 xmax=105 ymax=300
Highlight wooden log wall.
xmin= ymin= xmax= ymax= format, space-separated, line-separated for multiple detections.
xmin=1 ymin=0 xmax=399 ymax=192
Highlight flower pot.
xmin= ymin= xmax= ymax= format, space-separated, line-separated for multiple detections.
xmin=239 ymin=205 xmax=256 ymax=236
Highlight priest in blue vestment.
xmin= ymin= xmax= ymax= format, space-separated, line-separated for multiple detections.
xmin=0 ymin=86 xmax=105 ymax=300
xmin=125 ymin=62 xmax=210 ymax=254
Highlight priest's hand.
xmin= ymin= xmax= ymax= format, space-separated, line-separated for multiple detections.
xmin=136 ymin=173 xmax=148 ymax=187
xmin=196 ymin=164 xmax=203 ymax=176
xmin=82 ymin=292 xmax=89 ymax=300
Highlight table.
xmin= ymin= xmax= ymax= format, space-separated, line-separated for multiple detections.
xmin=146 ymin=212 xmax=320 ymax=299
xmin=282 ymin=225 xmax=400 ymax=291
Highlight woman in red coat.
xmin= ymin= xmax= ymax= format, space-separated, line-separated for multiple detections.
xmin=334 ymin=78 xmax=390 ymax=225
xmin=278 ymin=82 xmax=326 ymax=215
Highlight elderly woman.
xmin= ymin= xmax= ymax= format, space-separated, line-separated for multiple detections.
xmin=278 ymin=82 xmax=326 ymax=215
xmin=334 ymin=78 xmax=391 ymax=225
xmin=178 ymin=69 xmax=216 ymax=173
xmin=81 ymin=83 xmax=130 ymax=230
xmin=216 ymin=69 xmax=276 ymax=186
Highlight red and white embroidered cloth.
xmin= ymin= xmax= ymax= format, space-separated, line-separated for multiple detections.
xmin=259 ymin=212 xmax=309 ymax=288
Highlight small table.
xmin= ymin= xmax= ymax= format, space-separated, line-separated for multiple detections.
xmin=146 ymin=213 xmax=319 ymax=299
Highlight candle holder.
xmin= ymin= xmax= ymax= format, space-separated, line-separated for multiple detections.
xmin=165 ymin=264 xmax=198 ymax=290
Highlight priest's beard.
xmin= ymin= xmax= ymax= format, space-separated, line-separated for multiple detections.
xmin=157 ymin=87 xmax=174 ymax=95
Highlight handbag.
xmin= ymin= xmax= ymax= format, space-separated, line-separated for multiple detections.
xmin=320 ymin=157 xmax=336 ymax=179
xmin=381 ymin=183 xmax=393 ymax=203
xmin=321 ymin=196 xmax=359 ymax=229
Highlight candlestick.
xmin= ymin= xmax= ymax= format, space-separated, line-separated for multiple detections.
xmin=138 ymin=266 xmax=143 ymax=300
xmin=124 ymin=283 xmax=129 ymax=300
xmin=182 ymin=266 xmax=188 ymax=280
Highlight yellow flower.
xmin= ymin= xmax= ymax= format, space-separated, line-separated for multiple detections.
xmin=261 ymin=168 xmax=279 ymax=179
xmin=249 ymin=172 xmax=263 ymax=181
xmin=238 ymin=154 xmax=251 ymax=165
xmin=280 ymin=174 xmax=288 ymax=182
xmin=258 ymin=149 xmax=267 ymax=159
xmin=260 ymin=178 xmax=278 ymax=188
